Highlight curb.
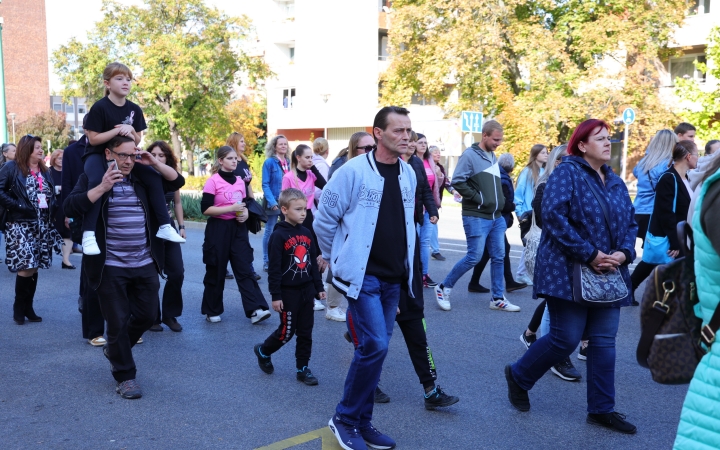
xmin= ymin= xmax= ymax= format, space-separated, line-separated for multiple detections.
xmin=183 ymin=220 xmax=207 ymax=230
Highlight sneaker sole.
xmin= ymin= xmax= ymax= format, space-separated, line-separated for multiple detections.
xmin=489 ymin=304 xmax=521 ymax=312
xmin=251 ymin=312 xmax=271 ymax=324
xmin=586 ymin=416 xmax=637 ymax=434
xmin=115 ymin=387 xmax=142 ymax=399
xmin=326 ymin=314 xmax=346 ymax=322
xmin=365 ymin=441 xmax=395 ymax=450
xmin=425 ymin=396 xmax=460 ymax=410
xmin=328 ymin=418 xmax=356 ymax=450
xmin=298 ymin=377 xmax=319 ymax=386
xmin=506 ymin=285 xmax=528 ymax=292
xmin=550 ymin=366 xmax=582 ymax=382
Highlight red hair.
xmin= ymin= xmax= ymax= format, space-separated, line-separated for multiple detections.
xmin=567 ymin=119 xmax=610 ymax=156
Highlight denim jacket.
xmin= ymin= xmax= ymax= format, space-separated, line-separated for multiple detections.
xmin=533 ymin=156 xmax=638 ymax=305
xmin=514 ymin=166 xmax=544 ymax=216
xmin=261 ymin=156 xmax=289 ymax=213
xmin=632 ymin=158 xmax=669 ymax=215
xmin=314 ymin=151 xmax=417 ymax=300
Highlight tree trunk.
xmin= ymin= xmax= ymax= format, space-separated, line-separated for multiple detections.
xmin=186 ymin=149 xmax=195 ymax=176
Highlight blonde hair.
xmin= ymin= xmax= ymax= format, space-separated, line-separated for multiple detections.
xmin=517 ymin=144 xmax=546 ymax=189
xmin=211 ymin=146 xmax=237 ymax=174
xmin=226 ymin=132 xmax=248 ymax=162
xmin=313 ymin=137 xmax=329 ymax=156
xmin=278 ymin=188 xmax=307 ymax=209
xmin=265 ymin=135 xmax=288 ymax=158
xmin=638 ymin=129 xmax=677 ymax=174
xmin=103 ymin=62 xmax=133 ymax=97
xmin=348 ymin=131 xmax=373 ymax=160
xmin=49 ymin=149 xmax=64 ymax=168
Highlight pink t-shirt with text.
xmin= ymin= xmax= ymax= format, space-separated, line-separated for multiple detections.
xmin=203 ymin=173 xmax=247 ymax=220
xmin=282 ymin=170 xmax=318 ymax=211
xmin=423 ymin=159 xmax=436 ymax=190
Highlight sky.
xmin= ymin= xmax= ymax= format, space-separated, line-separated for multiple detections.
xmin=45 ymin=0 xmax=259 ymax=92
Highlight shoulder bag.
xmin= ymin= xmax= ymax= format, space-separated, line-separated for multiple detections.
xmin=568 ymin=162 xmax=628 ymax=307
xmin=636 ymin=222 xmax=720 ymax=384
xmin=643 ymin=172 xmax=677 ymax=265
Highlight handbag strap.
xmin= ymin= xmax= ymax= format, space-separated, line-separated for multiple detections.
xmin=636 ymin=268 xmax=672 ymax=367
xmin=567 ymin=161 xmax=615 ymax=246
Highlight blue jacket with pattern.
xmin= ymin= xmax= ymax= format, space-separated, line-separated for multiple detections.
xmin=533 ymin=156 xmax=638 ymax=306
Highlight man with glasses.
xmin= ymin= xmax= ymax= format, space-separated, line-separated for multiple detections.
xmin=316 ymin=106 xmax=417 ymax=450
xmin=64 ymin=135 xmax=184 ymax=399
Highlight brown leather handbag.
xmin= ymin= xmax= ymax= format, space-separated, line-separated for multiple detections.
xmin=636 ymin=222 xmax=720 ymax=384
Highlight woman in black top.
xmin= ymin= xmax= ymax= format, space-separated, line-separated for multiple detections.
xmin=0 ymin=135 xmax=63 ymax=324
xmin=146 ymin=141 xmax=186 ymax=332
xmin=629 ymin=140 xmax=697 ymax=303
xmin=49 ymin=149 xmax=74 ymax=269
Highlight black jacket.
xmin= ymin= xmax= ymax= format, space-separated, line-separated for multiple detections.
xmin=267 ymin=220 xmax=324 ymax=301
xmin=407 ymin=155 xmax=439 ymax=224
xmin=327 ymin=155 xmax=347 ymax=180
xmin=63 ymin=169 xmax=185 ymax=289
xmin=60 ymin=136 xmax=88 ymax=219
xmin=648 ymin=166 xmax=692 ymax=252
xmin=0 ymin=161 xmax=57 ymax=225
xmin=500 ymin=166 xmax=515 ymax=228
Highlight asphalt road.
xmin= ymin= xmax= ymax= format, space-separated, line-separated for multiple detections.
xmin=0 ymin=206 xmax=688 ymax=449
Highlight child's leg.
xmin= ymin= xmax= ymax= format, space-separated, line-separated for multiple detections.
xmin=260 ymin=287 xmax=301 ymax=357
xmin=294 ymin=285 xmax=315 ymax=370
xmin=131 ymin=164 xmax=172 ymax=226
xmin=81 ymin=153 xmax=107 ymax=234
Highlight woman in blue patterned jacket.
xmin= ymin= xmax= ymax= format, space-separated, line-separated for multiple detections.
xmin=504 ymin=119 xmax=639 ymax=434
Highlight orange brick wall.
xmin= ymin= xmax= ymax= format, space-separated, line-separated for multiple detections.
xmin=0 ymin=0 xmax=50 ymax=125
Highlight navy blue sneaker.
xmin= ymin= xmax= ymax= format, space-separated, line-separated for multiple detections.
xmin=360 ymin=423 xmax=396 ymax=450
xmin=328 ymin=415 xmax=367 ymax=450
xmin=253 ymin=344 xmax=274 ymax=374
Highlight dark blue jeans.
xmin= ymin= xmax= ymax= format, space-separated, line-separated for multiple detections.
xmin=511 ymin=297 xmax=620 ymax=414
xmin=336 ymin=275 xmax=400 ymax=426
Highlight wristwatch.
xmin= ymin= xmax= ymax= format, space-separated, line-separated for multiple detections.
xmin=178 ymin=225 xmax=185 ymax=229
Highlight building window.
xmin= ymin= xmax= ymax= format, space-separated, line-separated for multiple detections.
xmin=289 ymin=47 xmax=295 ymax=63
xmin=282 ymin=88 xmax=296 ymax=109
xmin=411 ymin=94 xmax=437 ymax=106
xmin=78 ymin=104 xmax=86 ymax=114
xmin=379 ymin=33 xmax=389 ymax=61
xmin=687 ymin=0 xmax=710 ymax=15
xmin=66 ymin=104 xmax=74 ymax=114
xmin=53 ymin=103 xmax=62 ymax=111
xmin=379 ymin=0 xmax=392 ymax=12
xmin=669 ymin=54 xmax=707 ymax=85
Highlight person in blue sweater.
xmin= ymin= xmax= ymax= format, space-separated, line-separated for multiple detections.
xmin=261 ymin=135 xmax=289 ymax=272
xmin=505 ymin=119 xmax=638 ymax=434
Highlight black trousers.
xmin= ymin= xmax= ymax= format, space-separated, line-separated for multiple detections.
xmin=635 ymin=213 xmax=650 ymax=245
xmin=80 ymin=261 xmax=105 ymax=339
xmin=156 ymin=237 xmax=184 ymax=324
xmin=201 ymin=218 xmax=268 ymax=317
xmin=261 ymin=282 xmax=316 ymax=369
xmin=527 ymin=300 xmax=547 ymax=333
xmin=470 ymin=234 xmax=514 ymax=285
xmin=397 ymin=316 xmax=437 ymax=388
xmin=83 ymin=153 xmax=171 ymax=233
xmin=96 ymin=264 xmax=159 ymax=383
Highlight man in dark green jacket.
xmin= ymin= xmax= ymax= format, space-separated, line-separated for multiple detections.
xmin=434 ymin=120 xmax=521 ymax=312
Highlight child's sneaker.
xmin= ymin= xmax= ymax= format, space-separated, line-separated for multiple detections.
xmin=156 ymin=225 xmax=186 ymax=243
xmin=296 ymin=366 xmax=319 ymax=386
xmin=82 ymin=235 xmax=101 ymax=255
xmin=424 ymin=385 xmax=460 ymax=410
xmin=253 ymin=344 xmax=274 ymax=374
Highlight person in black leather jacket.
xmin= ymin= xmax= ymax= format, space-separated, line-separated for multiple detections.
xmin=0 ymin=135 xmax=63 ymax=325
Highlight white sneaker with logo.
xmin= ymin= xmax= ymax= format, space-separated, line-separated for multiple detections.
xmin=490 ymin=296 xmax=521 ymax=312
xmin=251 ymin=309 xmax=271 ymax=324
xmin=325 ymin=306 xmax=346 ymax=322
xmin=434 ymin=285 xmax=451 ymax=311
xmin=156 ymin=225 xmax=186 ymax=243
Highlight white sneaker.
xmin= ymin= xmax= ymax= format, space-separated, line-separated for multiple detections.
xmin=156 ymin=226 xmax=186 ymax=243
xmin=434 ymin=285 xmax=451 ymax=311
xmin=325 ymin=307 xmax=346 ymax=322
xmin=314 ymin=300 xmax=326 ymax=311
xmin=489 ymin=296 xmax=521 ymax=312
xmin=206 ymin=315 xmax=222 ymax=323
xmin=517 ymin=274 xmax=533 ymax=286
xmin=82 ymin=235 xmax=101 ymax=255
xmin=251 ymin=309 xmax=271 ymax=324
xmin=88 ymin=336 xmax=106 ymax=346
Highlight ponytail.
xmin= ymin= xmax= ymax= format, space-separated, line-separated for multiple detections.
xmin=669 ymin=140 xmax=697 ymax=168
xmin=291 ymin=144 xmax=311 ymax=173
xmin=211 ymin=146 xmax=236 ymax=174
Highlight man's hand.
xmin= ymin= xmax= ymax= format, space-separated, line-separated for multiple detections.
xmin=453 ymin=192 xmax=462 ymax=202
xmin=179 ymin=228 xmax=186 ymax=239
xmin=114 ymin=124 xmax=135 ymax=137
xmin=272 ymin=300 xmax=283 ymax=312
xmin=100 ymin=162 xmax=123 ymax=192
xmin=429 ymin=215 xmax=439 ymax=224
xmin=317 ymin=257 xmax=328 ymax=273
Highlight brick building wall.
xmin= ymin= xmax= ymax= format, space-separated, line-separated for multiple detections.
xmin=0 ymin=0 xmax=50 ymax=125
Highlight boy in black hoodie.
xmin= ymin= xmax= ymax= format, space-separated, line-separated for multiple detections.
xmin=253 ymin=188 xmax=326 ymax=385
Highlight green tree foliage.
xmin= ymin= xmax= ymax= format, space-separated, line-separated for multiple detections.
xmin=676 ymin=26 xmax=720 ymax=142
xmin=52 ymin=0 xmax=270 ymax=173
xmin=382 ymin=0 xmax=686 ymax=169
xmin=14 ymin=111 xmax=71 ymax=152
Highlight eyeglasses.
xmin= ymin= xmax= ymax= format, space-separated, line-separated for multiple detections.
xmin=356 ymin=145 xmax=377 ymax=152
xmin=109 ymin=148 xmax=137 ymax=161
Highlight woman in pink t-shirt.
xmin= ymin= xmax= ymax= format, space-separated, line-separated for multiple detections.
xmin=200 ymin=146 xmax=270 ymax=325
xmin=281 ymin=144 xmax=327 ymax=310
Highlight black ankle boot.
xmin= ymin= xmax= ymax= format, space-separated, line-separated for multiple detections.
xmin=25 ymin=273 xmax=42 ymax=322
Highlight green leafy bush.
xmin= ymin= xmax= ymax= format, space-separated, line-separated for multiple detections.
xmin=180 ymin=192 xmax=204 ymax=221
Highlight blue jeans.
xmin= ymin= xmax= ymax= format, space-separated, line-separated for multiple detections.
xmin=511 ymin=297 xmax=620 ymax=414
xmin=429 ymin=221 xmax=439 ymax=254
xmin=442 ymin=215 xmax=506 ymax=298
xmin=337 ymin=275 xmax=400 ymax=426
xmin=417 ymin=212 xmax=432 ymax=276
xmin=262 ymin=214 xmax=280 ymax=264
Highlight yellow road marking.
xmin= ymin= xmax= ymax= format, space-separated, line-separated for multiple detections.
xmin=255 ymin=427 xmax=342 ymax=450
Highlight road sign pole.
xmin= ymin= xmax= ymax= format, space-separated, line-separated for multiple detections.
xmin=621 ymin=125 xmax=629 ymax=181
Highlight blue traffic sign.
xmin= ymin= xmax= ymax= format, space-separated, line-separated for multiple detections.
xmin=461 ymin=111 xmax=484 ymax=133
xmin=622 ymin=108 xmax=636 ymax=125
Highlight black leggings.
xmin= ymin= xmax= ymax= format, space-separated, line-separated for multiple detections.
xmin=156 ymin=225 xmax=184 ymax=323
xmin=82 ymin=153 xmax=171 ymax=232
xmin=527 ymin=300 xmax=547 ymax=333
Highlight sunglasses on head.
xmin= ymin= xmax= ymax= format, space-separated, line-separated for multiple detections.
xmin=357 ymin=145 xmax=377 ymax=152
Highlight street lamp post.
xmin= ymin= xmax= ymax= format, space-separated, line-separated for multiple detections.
xmin=9 ymin=112 xmax=15 ymax=142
